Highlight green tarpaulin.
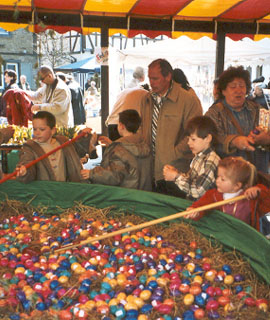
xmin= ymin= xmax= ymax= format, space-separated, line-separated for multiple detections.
xmin=0 ymin=180 xmax=269 ymax=283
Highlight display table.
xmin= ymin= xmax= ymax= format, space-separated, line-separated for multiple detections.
xmin=0 ymin=180 xmax=269 ymax=284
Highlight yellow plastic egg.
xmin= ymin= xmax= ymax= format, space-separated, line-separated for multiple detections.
xmin=10 ymin=247 xmax=19 ymax=255
xmin=41 ymin=224 xmax=49 ymax=231
xmin=186 ymin=262 xmax=195 ymax=273
xmin=108 ymin=298 xmax=119 ymax=306
xmin=58 ymin=275 xmax=69 ymax=284
xmin=184 ymin=293 xmax=194 ymax=305
xmin=84 ymin=300 xmax=96 ymax=311
xmin=125 ymin=302 xmax=138 ymax=310
xmin=96 ymin=300 xmax=107 ymax=307
xmin=193 ymin=275 xmax=203 ymax=285
xmin=133 ymin=297 xmax=144 ymax=308
xmin=89 ymin=257 xmax=98 ymax=265
xmin=108 ymin=279 xmax=117 ymax=288
xmin=117 ymin=274 xmax=127 ymax=286
xmin=224 ymin=275 xmax=234 ymax=285
xmin=205 ymin=270 xmax=216 ymax=282
xmin=138 ymin=315 xmax=148 ymax=320
xmin=126 ymin=295 xmax=135 ymax=303
xmin=71 ymin=262 xmax=81 ymax=271
xmin=49 ymin=263 xmax=59 ymax=270
xmin=148 ymin=269 xmax=157 ymax=276
xmin=117 ymin=292 xmax=127 ymax=301
xmin=140 ymin=290 xmax=152 ymax=301
xmin=80 ymin=230 xmax=89 ymax=238
xmin=187 ymin=251 xmax=195 ymax=258
xmin=32 ymin=223 xmax=40 ymax=230
xmin=15 ymin=267 xmax=25 ymax=274
xmin=157 ymin=277 xmax=169 ymax=287
xmin=74 ymin=266 xmax=86 ymax=274
xmin=224 ymin=303 xmax=235 ymax=312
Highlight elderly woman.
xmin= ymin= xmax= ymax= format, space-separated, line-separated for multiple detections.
xmin=205 ymin=65 xmax=269 ymax=173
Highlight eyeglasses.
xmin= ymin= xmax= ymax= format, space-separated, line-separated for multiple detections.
xmin=227 ymin=82 xmax=246 ymax=89
xmin=40 ymin=74 xmax=49 ymax=81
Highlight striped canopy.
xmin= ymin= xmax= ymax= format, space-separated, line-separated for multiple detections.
xmin=0 ymin=0 xmax=270 ymax=40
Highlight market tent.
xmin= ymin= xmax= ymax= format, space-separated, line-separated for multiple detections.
xmin=118 ymin=36 xmax=270 ymax=67
xmin=0 ymin=0 xmax=270 ymax=40
xmin=54 ymin=56 xmax=101 ymax=73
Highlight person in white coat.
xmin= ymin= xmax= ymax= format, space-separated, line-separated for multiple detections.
xmin=27 ymin=65 xmax=74 ymax=127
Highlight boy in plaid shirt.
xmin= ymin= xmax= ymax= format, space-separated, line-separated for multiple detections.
xmin=163 ymin=116 xmax=220 ymax=200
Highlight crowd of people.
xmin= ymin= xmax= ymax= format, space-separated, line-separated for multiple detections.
xmin=1 ymin=59 xmax=270 ymax=236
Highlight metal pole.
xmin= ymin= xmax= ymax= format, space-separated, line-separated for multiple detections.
xmin=215 ymin=24 xmax=226 ymax=78
xmin=100 ymin=26 xmax=109 ymax=136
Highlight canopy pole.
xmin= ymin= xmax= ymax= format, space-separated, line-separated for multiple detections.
xmin=215 ymin=24 xmax=226 ymax=78
xmin=100 ymin=26 xmax=109 ymax=136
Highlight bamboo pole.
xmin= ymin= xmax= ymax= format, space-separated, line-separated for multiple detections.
xmin=54 ymin=194 xmax=247 ymax=253
xmin=0 ymin=131 xmax=87 ymax=184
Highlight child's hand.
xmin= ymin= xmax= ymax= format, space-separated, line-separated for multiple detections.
xmin=163 ymin=164 xmax=179 ymax=181
xmin=184 ymin=206 xmax=200 ymax=219
xmin=80 ymin=154 xmax=89 ymax=164
xmin=80 ymin=127 xmax=92 ymax=136
xmin=81 ymin=169 xmax=90 ymax=179
xmin=16 ymin=165 xmax=27 ymax=177
xmin=98 ymin=136 xmax=112 ymax=147
xmin=244 ymin=186 xmax=261 ymax=200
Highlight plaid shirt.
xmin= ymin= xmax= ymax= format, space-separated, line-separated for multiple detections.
xmin=175 ymin=147 xmax=220 ymax=200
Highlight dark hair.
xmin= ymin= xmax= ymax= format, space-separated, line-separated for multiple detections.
xmin=33 ymin=111 xmax=56 ymax=129
xmin=217 ymin=66 xmax=251 ymax=100
xmin=119 ymin=109 xmax=141 ymax=133
xmin=185 ymin=116 xmax=218 ymax=147
xmin=148 ymin=59 xmax=173 ymax=77
xmin=218 ymin=156 xmax=257 ymax=189
xmin=140 ymin=83 xmax=150 ymax=91
xmin=173 ymin=68 xmax=191 ymax=91
xmin=4 ymin=69 xmax=17 ymax=84
xmin=56 ymin=72 xmax=67 ymax=82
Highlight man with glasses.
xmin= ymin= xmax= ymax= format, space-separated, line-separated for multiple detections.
xmin=27 ymin=65 xmax=74 ymax=127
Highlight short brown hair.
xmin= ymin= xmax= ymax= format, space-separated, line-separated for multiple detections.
xmin=217 ymin=66 xmax=251 ymax=100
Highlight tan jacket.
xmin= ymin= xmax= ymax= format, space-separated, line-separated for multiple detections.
xmin=17 ymin=135 xmax=84 ymax=183
xmin=140 ymin=81 xmax=202 ymax=180
xmin=89 ymin=133 xmax=152 ymax=190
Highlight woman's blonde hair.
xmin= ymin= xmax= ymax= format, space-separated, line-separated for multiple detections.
xmin=218 ymin=156 xmax=257 ymax=189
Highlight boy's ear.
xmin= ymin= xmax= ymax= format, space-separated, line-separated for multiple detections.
xmin=118 ymin=122 xmax=125 ymax=130
xmin=206 ymin=134 xmax=212 ymax=144
xmin=52 ymin=127 xmax=57 ymax=135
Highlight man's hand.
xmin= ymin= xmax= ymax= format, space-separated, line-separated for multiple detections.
xmin=231 ymin=135 xmax=255 ymax=151
xmin=81 ymin=169 xmax=90 ymax=180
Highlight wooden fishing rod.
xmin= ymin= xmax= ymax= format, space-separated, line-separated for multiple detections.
xmin=0 ymin=131 xmax=87 ymax=184
xmin=54 ymin=194 xmax=247 ymax=253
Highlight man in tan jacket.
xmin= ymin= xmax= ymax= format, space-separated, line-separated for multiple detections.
xmin=140 ymin=59 xmax=202 ymax=193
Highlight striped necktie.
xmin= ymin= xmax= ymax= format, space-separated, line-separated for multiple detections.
xmin=151 ymin=95 xmax=162 ymax=154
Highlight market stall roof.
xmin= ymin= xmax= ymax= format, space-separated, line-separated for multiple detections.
xmin=0 ymin=0 xmax=270 ymax=40
xmin=54 ymin=56 xmax=101 ymax=73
